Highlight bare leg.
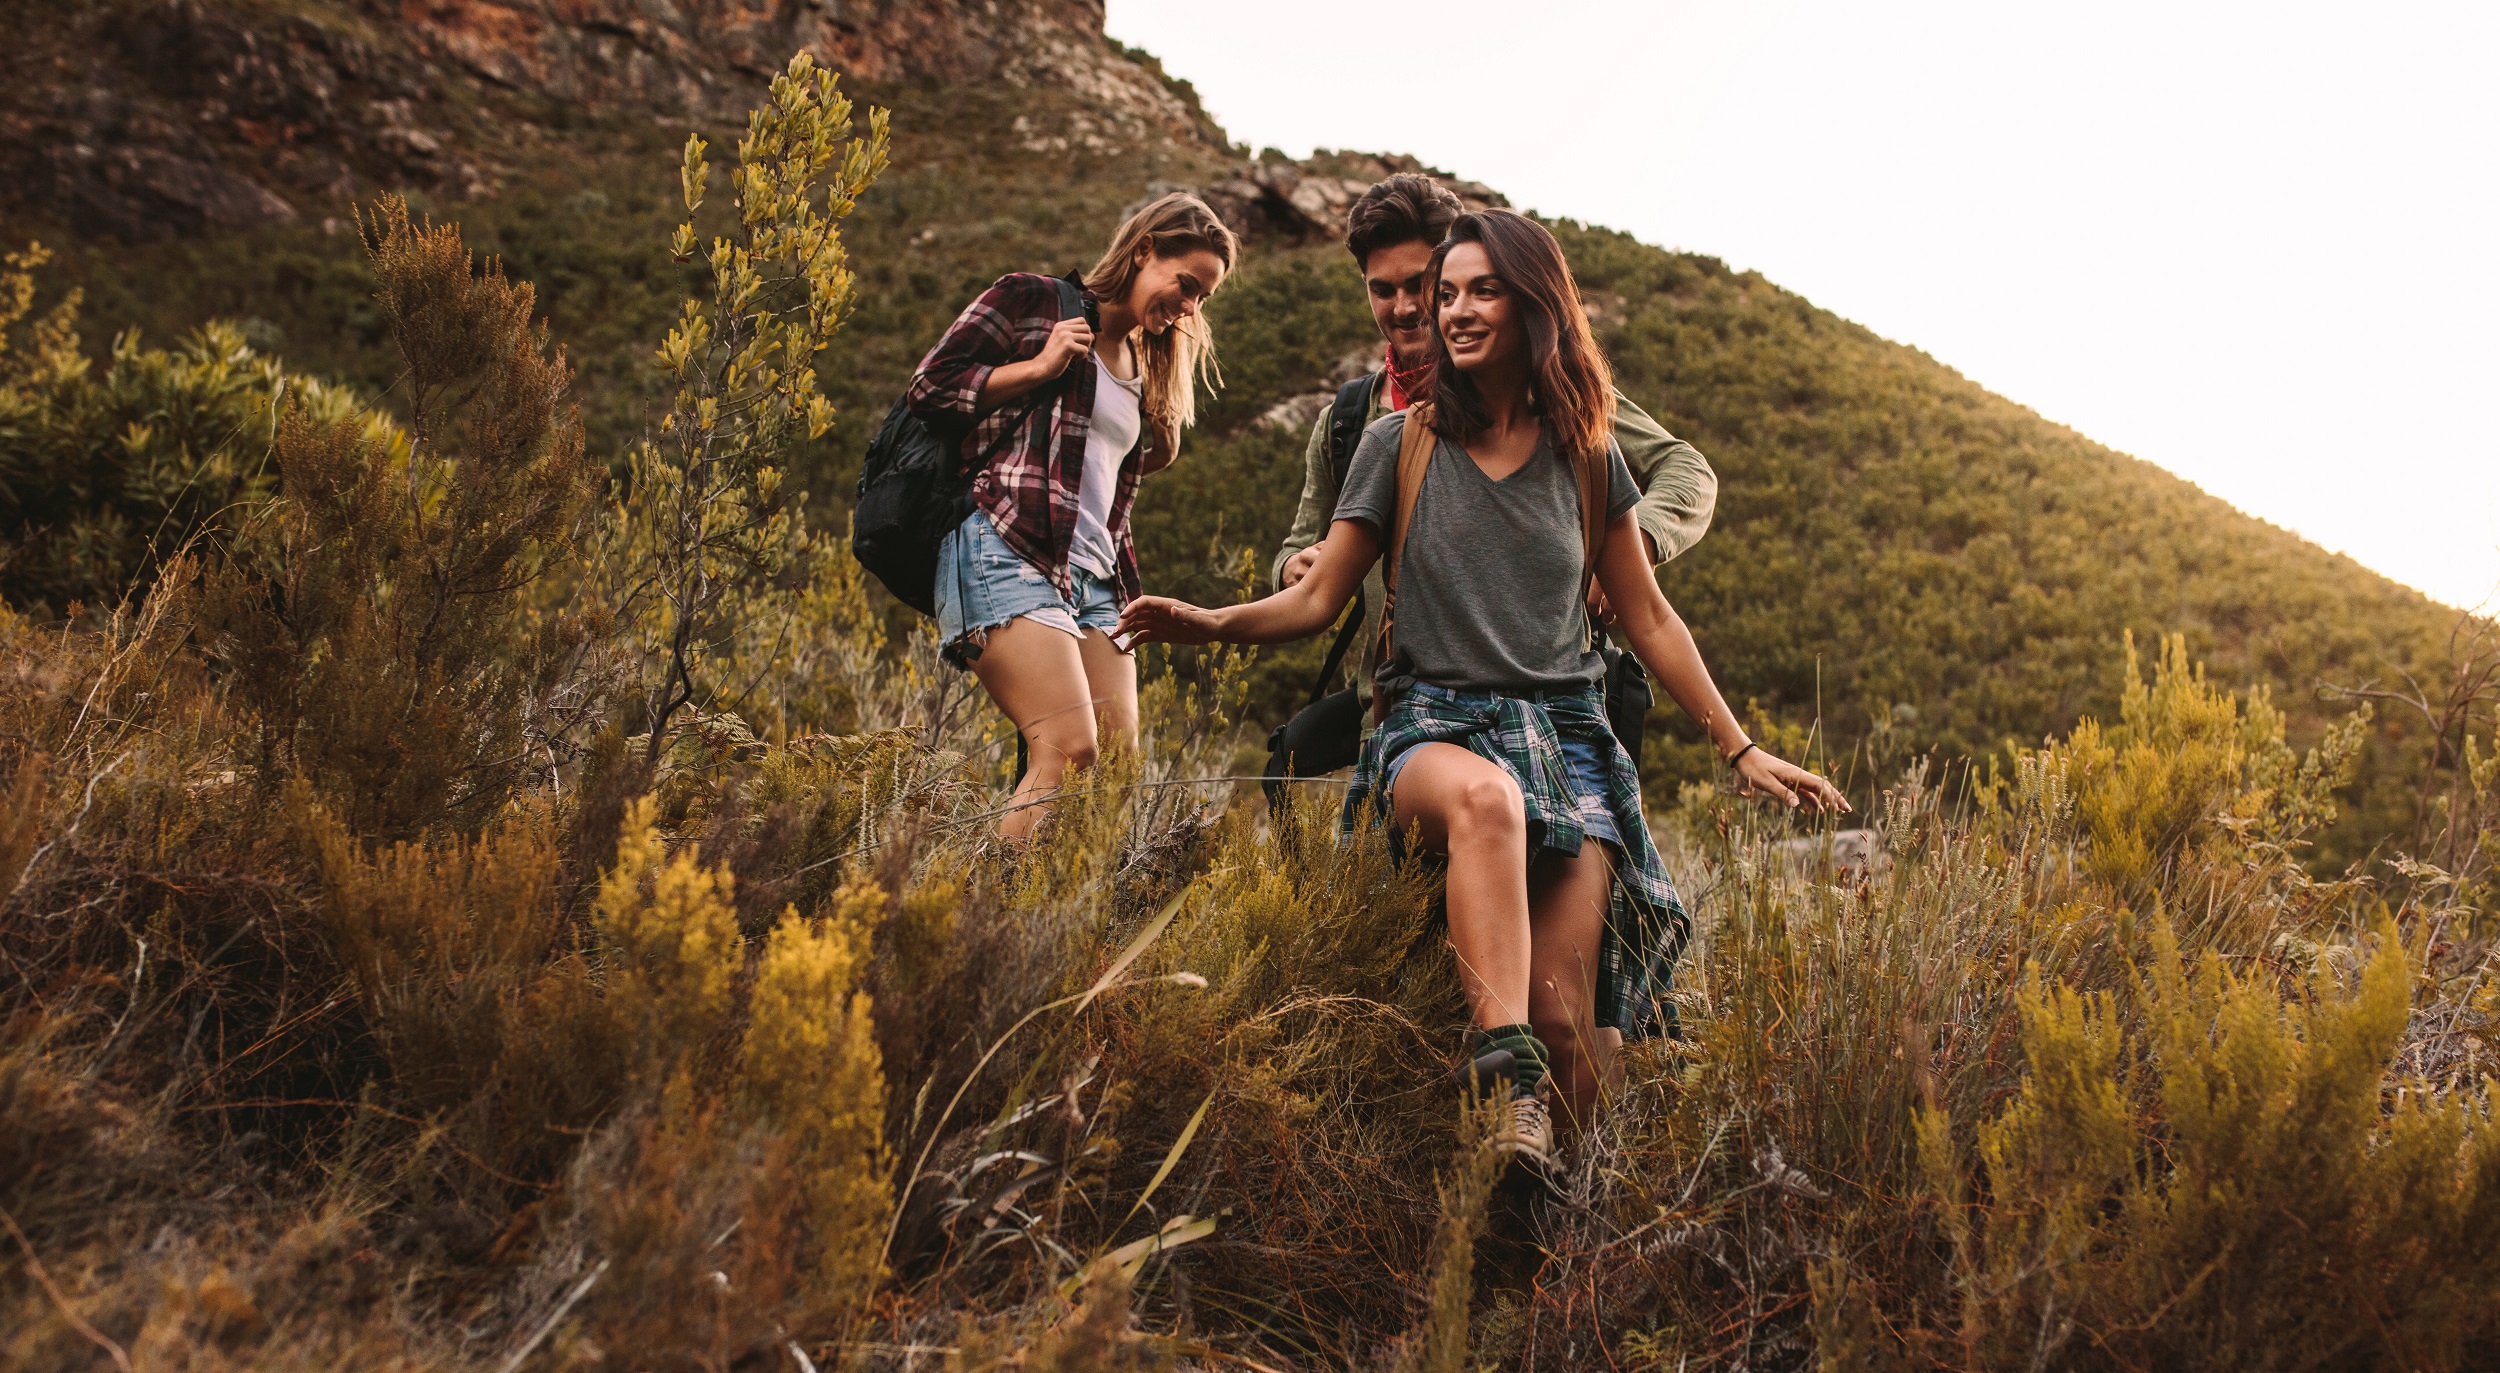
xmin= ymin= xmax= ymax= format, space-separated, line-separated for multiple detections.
xmin=1075 ymin=629 xmax=1138 ymax=752
xmin=1389 ymin=743 xmax=1533 ymax=1033
xmin=1526 ymin=843 xmax=1613 ymax=1133
xmin=970 ymin=617 xmax=1099 ymax=840
xmin=1595 ymin=1028 xmax=1626 ymax=1094
xmin=1389 ymin=743 xmax=1618 ymax=1132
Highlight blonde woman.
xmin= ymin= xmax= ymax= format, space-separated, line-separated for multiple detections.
xmin=905 ymin=193 xmax=1236 ymax=838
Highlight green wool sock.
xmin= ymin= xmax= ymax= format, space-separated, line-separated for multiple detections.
xmin=1471 ymin=1023 xmax=1550 ymax=1096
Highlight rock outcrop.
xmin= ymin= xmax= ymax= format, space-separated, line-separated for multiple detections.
xmin=1 ymin=1 xmax=1510 ymax=246
xmin=12 ymin=6 xmax=419 ymax=240
xmin=0 ymin=0 xmax=1217 ymax=240
xmin=388 ymin=0 xmax=1205 ymax=136
xmin=1181 ymin=152 xmax=1508 ymax=246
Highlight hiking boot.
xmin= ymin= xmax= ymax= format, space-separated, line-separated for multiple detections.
xmin=1489 ymin=1090 xmax=1555 ymax=1168
xmin=1451 ymin=1045 xmax=1555 ymax=1172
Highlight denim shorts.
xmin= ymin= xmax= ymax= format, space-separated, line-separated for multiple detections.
xmin=936 ymin=510 xmax=1123 ymax=668
xmin=1379 ymin=688 xmax=1622 ymax=846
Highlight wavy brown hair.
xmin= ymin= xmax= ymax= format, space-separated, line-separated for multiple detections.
xmin=1082 ymin=192 xmax=1237 ymax=453
xmin=1345 ymin=173 xmax=1462 ymax=269
xmin=1424 ymin=209 xmax=1616 ymax=464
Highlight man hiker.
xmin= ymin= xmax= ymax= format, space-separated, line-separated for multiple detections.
xmin=1272 ymin=174 xmax=1718 ymax=715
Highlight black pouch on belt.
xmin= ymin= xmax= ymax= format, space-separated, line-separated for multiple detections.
xmin=1262 ymin=590 xmax=1367 ymax=810
xmin=1600 ymin=641 xmax=1653 ymax=761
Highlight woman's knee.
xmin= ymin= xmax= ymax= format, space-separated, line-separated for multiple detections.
xmin=1448 ymin=770 xmax=1526 ymax=838
xmin=1026 ymin=715 xmax=1101 ymax=775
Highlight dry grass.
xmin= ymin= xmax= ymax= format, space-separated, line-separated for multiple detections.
xmin=6 ymin=542 xmax=2497 ymax=1370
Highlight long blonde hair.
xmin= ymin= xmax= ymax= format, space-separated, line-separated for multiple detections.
xmin=1082 ymin=192 xmax=1236 ymax=454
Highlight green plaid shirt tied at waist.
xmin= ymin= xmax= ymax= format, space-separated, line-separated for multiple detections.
xmin=1344 ymin=681 xmax=1692 ymax=1042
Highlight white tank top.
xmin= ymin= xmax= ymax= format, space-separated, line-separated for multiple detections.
xmin=1071 ymin=349 xmax=1143 ymax=579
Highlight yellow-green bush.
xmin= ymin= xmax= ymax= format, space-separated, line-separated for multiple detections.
xmin=1895 ymin=917 xmax=2500 ymax=1370
xmin=2023 ymin=631 xmax=2369 ymax=893
xmin=741 ymin=876 xmax=893 ymax=1310
xmin=597 ymin=52 xmax=888 ymax=765
xmin=0 ymin=243 xmax=389 ymax=615
xmin=594 ymin=795 xmax=745 ymax=1071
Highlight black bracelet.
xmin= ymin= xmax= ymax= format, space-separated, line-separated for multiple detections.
xmin=1726 ymin=742 xmax=1759 ymax=770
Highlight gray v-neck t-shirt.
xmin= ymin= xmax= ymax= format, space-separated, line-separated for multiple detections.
xmin=1333 ymin=410 xmax=1640 ymax=695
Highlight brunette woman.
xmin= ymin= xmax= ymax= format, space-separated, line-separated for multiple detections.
xmin=1117 ymin=210 xmax=1846 ymax=1162
xmin=906 ymin=193 xmax=1236 ymax=838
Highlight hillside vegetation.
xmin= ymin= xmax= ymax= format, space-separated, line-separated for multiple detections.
xmin=3 ymin=7 xmax=2498 ymax=1370
xmin=3 ymin=7 xmax=2471 ymax=866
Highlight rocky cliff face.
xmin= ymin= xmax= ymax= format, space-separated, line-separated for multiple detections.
xmin=1 ymin=0 xmax=1506 ymax=268
xmin=387 ymin=0 xmax=1203 ymax=132
xmin=0 ymin=0 xmax=1215 ymax=241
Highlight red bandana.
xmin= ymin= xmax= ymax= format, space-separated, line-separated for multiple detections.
xmin=1382 ymin=346 xmax=1434 ymax=411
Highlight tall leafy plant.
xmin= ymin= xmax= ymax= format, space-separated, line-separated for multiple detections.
xmin=602 ymin=52 xmax=890 ymax=765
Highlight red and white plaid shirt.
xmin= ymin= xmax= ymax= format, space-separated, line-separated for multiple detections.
xmin=905 ymin=272 xmax=1144 ymax=605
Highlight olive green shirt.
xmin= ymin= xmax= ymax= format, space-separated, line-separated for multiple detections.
xmin=1270 ymin=374 xmax=1718 ymax=707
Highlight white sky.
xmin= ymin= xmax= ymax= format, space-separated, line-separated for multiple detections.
xmin=1106 ymin=0 xmax=2500 ymax=612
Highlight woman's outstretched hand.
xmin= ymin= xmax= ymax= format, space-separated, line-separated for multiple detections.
xmin=1114 ymin=595 xmax=1221 ymax=648
xmin=1732 ymin=748 xmax=1852 ymax=814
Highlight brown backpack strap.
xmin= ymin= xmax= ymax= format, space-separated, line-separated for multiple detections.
xmin=1371 ymin=404 xmax=1438 ymax=722
xmin=1576 ymin=440 xmax=1612 ymax=601
xmin=1385 ymin=404 xmax=1436 ymax=600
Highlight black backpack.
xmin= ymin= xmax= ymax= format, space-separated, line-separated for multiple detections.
xmin=853 ymin=274 xmax=1087 ymax=615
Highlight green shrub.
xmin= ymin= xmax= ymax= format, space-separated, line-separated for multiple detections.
xmin=2022 ymin=631 xmax=2369 ymax=893
xmin=1901 ymin=917 xmax=2500 ymax=1370
xmin=741 ymin=876 xmax=892 ymax=1312
xmin=0 ymin=243 xmax=379 ymax=614
xmin=597 ymin=53 xmax=889 ymax=765
xmin=190 ymin=196 xmax=599 ymax=838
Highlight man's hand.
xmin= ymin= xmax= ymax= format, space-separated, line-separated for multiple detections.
xmin=1280 ymin=544 xmax=1322 ymax=589
xmin=1036 ymin=316 xmax=1095 ymax=377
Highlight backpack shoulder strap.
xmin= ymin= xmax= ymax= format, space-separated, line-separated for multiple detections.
xmin=1327 ymin=372 xmax=1378 ymax=491
xmin=1567 ymin=440 xmax=1615 ymax=656
xmin=1053 ymin=272 xmax=1084 ymax=323
xmin=1295 ymin=379 xmax=1379 ymax=705
xmin=1385 ymin=404 xmax=1436 ymax=599
xmin=1371 ymin=404 xmax=1438 ymax=714
xmin=1577 ymin=439 xmax=1611 ymax=584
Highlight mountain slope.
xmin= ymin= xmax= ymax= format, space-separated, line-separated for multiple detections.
xmin=0 ymin=0 xmax=2466 ymax=861
xmin=1553 ymin=223 xmax=2457 ymax=851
